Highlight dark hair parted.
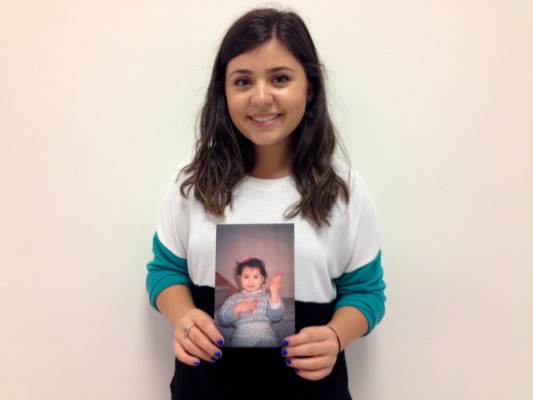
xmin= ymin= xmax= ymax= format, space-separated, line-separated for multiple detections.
xmin=180 ymin=8 xmax=350 ymax=227
xmin=236 ymin=257 xmax=267 ymax=280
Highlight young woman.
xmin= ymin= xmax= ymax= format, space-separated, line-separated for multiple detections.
xmin=146 ymin=7 xmax=386 ymax=400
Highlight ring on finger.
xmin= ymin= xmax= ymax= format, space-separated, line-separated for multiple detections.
xmin=183 ymin=323 xmax=195 ymax=338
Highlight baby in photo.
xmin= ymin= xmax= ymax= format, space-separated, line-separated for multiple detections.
xmin=217 ymin=257 xmax=284 ymax=347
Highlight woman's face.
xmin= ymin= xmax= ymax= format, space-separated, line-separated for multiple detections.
xmin=239 ymin=266 xmax=265 ymax=292
xmin=225 ymin=39 xmax=311 ymax=158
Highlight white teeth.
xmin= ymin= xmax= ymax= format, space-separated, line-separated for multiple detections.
xmin=251 ymin=114 xmax=278 ymax=123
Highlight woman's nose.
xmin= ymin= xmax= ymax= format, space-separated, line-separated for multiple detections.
xmin=250 ymin=82 xmax=273 ymax=107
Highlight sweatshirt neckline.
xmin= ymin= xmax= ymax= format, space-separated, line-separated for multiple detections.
xmin=242 ymin=175 xmax=294 ymax=189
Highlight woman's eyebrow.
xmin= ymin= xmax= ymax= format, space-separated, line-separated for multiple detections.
xmin=228 ymin=66 xmax=295 ymax=77
xmin=267 ymin=66 xmax=294 ymax=73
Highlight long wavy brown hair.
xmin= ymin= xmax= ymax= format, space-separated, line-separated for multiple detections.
xmin=180 ymin=8 xmax=350 ymax=227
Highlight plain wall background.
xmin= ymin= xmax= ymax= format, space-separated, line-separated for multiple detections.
xmin=1 ymin=1 xmax=532 ymax=399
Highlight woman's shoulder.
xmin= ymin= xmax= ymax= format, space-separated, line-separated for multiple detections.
xmin=157 ymin=153 xmax=198 ymax=195
xmin=333 ymin=158 xmax=368 ymax=195
xmin=171 ymin=153 xmax=195 ymax=182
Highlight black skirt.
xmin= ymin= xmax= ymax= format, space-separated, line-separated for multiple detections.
xmin=170 ymin=286 xmax=352 ymax=400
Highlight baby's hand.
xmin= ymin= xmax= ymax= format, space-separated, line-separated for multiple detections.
xmin=233 ymin=295 xmax=258 ymax=318
xmin=269 ymin=273 xmax=283 ymax=303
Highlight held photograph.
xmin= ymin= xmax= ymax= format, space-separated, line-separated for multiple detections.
xmin=214 ymin=223 xmax=295 ymax=348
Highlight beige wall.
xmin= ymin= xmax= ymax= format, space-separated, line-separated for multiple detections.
xmin=1 ymin=1 xmax=532 ymax=399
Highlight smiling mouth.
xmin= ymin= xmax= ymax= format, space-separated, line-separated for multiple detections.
xmin=250 ymin=114 xmax=281 ymax=123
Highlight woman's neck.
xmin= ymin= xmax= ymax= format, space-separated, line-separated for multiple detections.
xmin=250 ymin=146 xmax=292 ymax=179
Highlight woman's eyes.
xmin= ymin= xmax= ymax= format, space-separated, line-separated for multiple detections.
xmin=272 ymin=74 xmax=289 ymax=84
xmin=235 ymin=78 xmax=251 ymax=86
xmin=233 ymin=75 xmax=290 ymax=86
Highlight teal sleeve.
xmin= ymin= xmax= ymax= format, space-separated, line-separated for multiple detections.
xmin=335 ymin=251 xmax=386 ymax=335
xmin=146 ymin=232 xmax=191 ymax=311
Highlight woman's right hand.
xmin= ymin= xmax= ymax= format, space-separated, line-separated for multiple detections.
xmin=173 ymin=308 xmax=225 ymax=366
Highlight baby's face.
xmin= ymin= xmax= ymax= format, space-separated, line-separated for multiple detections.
xmin=239 ymin=266 xmax=265 ymax=292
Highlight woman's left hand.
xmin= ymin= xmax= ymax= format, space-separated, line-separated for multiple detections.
xmin=281 ymin=325 xmax=340 ymax=381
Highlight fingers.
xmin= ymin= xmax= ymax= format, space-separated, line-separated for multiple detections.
xmin=187 ymin=308 xmax=225 ymax=347
xmin=236 ymin=298 xmax=257 ymax=314
xmin=173 ymin=335 xmax=204 ymax=366
xmin=176 ymin=324 xmax=222 ymax=364
xmin=269 ymin=273 xmax=284 ymax=287
xmin=281 ymin=326 xmax=339 ymax=381
xmin=283 ymin=326 xmax=338 ymax=355
xmin=174 ymin=309 xmax=225 ymax=366
xmin=246 ymin=298 xmax=258 ymax=312
xmin=285 ymin=357 xmax=335 ymax=381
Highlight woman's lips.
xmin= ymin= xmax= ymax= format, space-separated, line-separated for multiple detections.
xmin=249 ymin=113 xmax=281 ymax=126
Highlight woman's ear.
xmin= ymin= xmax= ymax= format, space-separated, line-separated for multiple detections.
xmin=306 ymin=84 xmax=314 ymax=104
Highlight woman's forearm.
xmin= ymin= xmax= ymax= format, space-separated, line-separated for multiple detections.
xmin=155 ymin=284 xmax=195 ymax=328
xmin=327 ymin=306 xmax=369 ymax=351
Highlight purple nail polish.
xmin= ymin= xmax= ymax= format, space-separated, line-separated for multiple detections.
xmin=282 ymin=340 xmax=289 ymax=347
xmin=194 ymin=360 xmax=200 ymax=366
xmin=285 ymin=359 xmax=291 ymax=365
xmin=281 ymin=348 xmax=288 ymax=356
xmin=295 ymin=369 xmax=300 ymax=374
xmin=211 ymin=357 xmax=217 ymax=362
xmin=214 ymin=351 xmax=222 ymax=358
xmin=217 ymin=339 xmax=224 ymax=346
